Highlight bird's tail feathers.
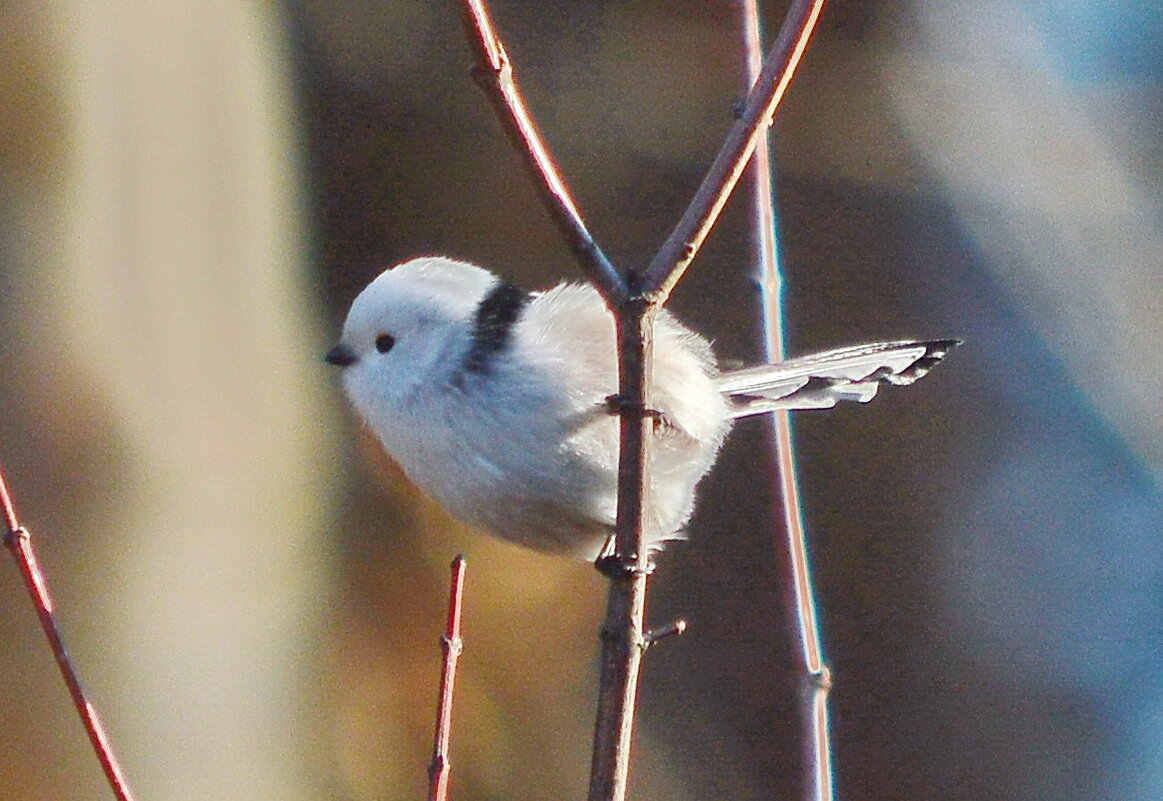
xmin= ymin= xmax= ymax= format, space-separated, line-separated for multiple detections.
xmin=718 ymin=339 xmax=960 ymax=419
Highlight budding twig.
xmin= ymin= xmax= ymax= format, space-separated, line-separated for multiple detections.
xmin=427 ymin=555 xmax=467 ymax=801
xmin=0 ymin=463 xmax=138 ymax=801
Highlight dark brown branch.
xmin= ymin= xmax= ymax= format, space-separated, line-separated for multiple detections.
xmin=611 ymin=303 xmax=656 ymax=564
xmin=587 ymin=572 xmax=648 ymax=801
xmin=642 ymin=0 xmax=827 ymax=302
xmin=0 ymin=464 xmax=138 ymax=801
xmin=586 ymin=303 xmax=656 ymax=801
xmin=427 ymin=555 xmax=467 ymax=801
xmin=454 ymin=0 xmax=626 ymax=302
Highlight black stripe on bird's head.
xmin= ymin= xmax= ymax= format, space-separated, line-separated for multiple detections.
xmin=463 ymin=280 xmax=531 ymax=374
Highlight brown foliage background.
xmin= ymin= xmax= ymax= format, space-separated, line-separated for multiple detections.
xmin=1 ymin=2 xmax=1160 ymax=801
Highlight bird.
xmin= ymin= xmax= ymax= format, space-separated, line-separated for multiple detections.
xmin=326 ymin=256 xmax=958 ymax=561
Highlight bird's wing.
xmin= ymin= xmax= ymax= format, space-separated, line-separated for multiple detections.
xmin=717 ymin=339 xmax=960 ymax=419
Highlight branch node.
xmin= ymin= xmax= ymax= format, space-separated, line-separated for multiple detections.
xmin=3 ymin=523 xmax=28 ymax=549
xmin=440 ymin=633 xmax=464 ymax=656
xmin=624 ymin=266 xmax=644 ymax=298
xmin=804 ymin=664 xmax=834 ymax=693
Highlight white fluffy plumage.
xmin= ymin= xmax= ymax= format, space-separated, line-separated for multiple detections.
xmin=327 ymin=256 xmax=957 ymax=559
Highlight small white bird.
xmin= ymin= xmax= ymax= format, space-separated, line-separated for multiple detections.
xmin=327 ymin=256 xmax=957 ymax=560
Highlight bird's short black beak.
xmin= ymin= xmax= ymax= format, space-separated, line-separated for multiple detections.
xmin=325 ymin=343 xmax=357 ymax=367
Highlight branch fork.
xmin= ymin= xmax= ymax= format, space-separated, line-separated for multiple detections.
xmin=452 ymin=3 xmax=828 ymax=800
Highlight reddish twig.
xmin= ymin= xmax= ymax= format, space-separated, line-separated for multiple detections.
xmin=427 ymin=555 xmax=467 ymax=801
xmin=740 ymin=3 xmax=834 ymax=800
xmin=0 ymin=463 xmax=138 ymax=801
xmin=454 ymin=0 xmax=625 ymax=302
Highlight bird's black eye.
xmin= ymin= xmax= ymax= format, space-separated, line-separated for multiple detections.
xmin=375 ymin=333 xmax=396 ymax=354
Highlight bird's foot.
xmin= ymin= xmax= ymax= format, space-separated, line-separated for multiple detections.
xmin=594 ymin=534 xmax=655 ymax=579
xmin=603 ymin=394 xmax=674 ymax=432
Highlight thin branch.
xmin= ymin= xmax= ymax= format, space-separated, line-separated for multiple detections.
xmin=587 ymin=567 xmax=648 ymax=801
xmin=642 ymin=0 xmax=827 ymax=302
xmin=740 ymin=3 xmax=834 ymax=800
xmin=0 ymin=463 xmax=138 ymax=801
xmin=427 ymin=555 xmax=467 ymax=801
xmin=0 ymin=464 xmax=17 ymax=535
xmin=454 ymin=0 xmax=626 ymax=302
xmin=643 ymin=618 xmax=687 ymax=648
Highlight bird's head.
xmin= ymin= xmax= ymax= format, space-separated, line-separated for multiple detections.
xmin=326 ymin=256 xmax=500 ymax=416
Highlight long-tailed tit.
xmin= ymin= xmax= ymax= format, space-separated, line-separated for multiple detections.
xmin=326 ymin=256 xmax=958 ymax=560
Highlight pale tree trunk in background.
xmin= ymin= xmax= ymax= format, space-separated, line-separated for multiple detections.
xmin=0 ymin=2 xmax=339 ymax=799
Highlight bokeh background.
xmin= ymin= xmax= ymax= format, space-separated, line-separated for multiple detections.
xmin=2 ymin=1 xmax=1161 ymax=799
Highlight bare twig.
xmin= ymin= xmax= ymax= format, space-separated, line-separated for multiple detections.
xmin=454 ymin=0 xmax=625 ymax=302
xmin=0 ymin=463 xmax=138 ymax=801
xmin=740 ymin=3 xmax=834 ymax=800
xmin=451 ymin=4 xmax=827 ymax=801
xmin=642 ymin=0 xmax=827 ymax=302
xmin=588 ymin=564 xmax=649 ymax=801
xmin=643 ymin=618 xmax=687 ymax=648
xmin=427 ymin=555 xmax=467 ymax=801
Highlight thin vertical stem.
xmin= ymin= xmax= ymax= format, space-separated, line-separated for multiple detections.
xmin=428 ymin=555 xmax=467 ymax=801
xmin=0 ymin=464 xmax=138 ymax=801
xmin=740 ymin=4 xmax=834 ymax=801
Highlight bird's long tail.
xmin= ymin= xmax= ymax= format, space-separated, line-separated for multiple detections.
xmin=717 ymin=339 xmax=960 ymax=418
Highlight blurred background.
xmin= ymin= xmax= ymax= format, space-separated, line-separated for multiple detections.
xmin=1 ymin=1 xmax=1161 ymax=799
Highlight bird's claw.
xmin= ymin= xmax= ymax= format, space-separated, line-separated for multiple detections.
xmin=603 ymin=394 xmax=673 ymax=432
xmin=594 ymin=534 xmax=655 ymax=578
